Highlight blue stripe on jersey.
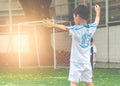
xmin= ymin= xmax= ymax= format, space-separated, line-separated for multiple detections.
xmin=88 ymin=23 xmax=97 ymax=28
xmin=68 ymin=23 xmax=97 ymax=30
xmin=68 ymin=25 xmax=84 ymax=30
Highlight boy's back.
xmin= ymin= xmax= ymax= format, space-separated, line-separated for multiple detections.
xmin=68 ymin=22 xmax=98 ymax=63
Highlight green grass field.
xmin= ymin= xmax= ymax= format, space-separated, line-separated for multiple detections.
xmin=0 ymin=68 xmax=120 ymax=86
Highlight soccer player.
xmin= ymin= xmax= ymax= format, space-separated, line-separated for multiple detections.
xmin=90 ymin=38 xmax=97 ymax=77
xmin=43 ymin=4 xmax=100 ymax=86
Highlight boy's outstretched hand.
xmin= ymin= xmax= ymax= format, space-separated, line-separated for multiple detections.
xmin=41 ymin=19 xmax=68 ymax=31
xmin=42 ymin=19 xmax=54 ymax=28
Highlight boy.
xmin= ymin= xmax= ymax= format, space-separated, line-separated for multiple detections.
xmin=43 ymin=4 xmax=100 ymax=86
xmin=90 ymin=38 xmax=97 ymax=76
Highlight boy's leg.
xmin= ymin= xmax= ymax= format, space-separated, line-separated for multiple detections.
xmin=69 ymin=62 xmax=82 ymax=86
xmin=70 ymin=81 xmax=78 ymax=86
xmin=81 ymin=64 xmax=94 ymax=86
xmin=85 ymin=82 xmax=94 ymax=86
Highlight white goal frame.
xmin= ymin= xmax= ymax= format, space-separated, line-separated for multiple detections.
xmin=17 ymin=19 xmax=71 ymax=69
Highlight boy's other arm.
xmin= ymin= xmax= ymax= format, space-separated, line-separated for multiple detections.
xmin=43 ymin=20 xmax=68 ymax=31
xmin=94 ymin=5 xmax=100 ymax=25
xmin=51 ymin=23 xmax=68 ymax=31
xmin=93 ymin=53 xmax=96 ymax=62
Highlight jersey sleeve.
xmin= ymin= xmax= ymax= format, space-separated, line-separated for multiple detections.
xmin=88 ymin=22 xmax=98 ymax=31
xmin=88 ymin=22 xmax=98 ymax=36
xmin=88 ymin=22 xmax=98 ymax=28
xmin=67 ymin=25 xmax=84 ymax=36
xmin=67 ymin=26 xmax=74 ymax=36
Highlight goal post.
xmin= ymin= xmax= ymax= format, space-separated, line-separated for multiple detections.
xmin=51 ymin=19 xmax=71 ymax=68
xmin=17 ymin=21 xmax=43 ymax=68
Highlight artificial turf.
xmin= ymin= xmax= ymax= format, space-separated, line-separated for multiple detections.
xmin=0 ymin=68 xmax=120 ymax=86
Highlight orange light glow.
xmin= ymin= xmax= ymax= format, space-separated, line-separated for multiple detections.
xmin=0 ymin=34 xmax=29 ymax=53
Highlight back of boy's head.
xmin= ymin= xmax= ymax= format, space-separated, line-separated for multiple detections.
xmin=90 ymin=38 xmax=93 ymax=42
xmin=73 ymin=5 xmax=90 ymax=20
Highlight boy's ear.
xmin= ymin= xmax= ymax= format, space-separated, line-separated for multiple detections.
xmin=77 ymin=14 xmax=81 ymax=19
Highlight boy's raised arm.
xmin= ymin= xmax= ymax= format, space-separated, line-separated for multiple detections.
xmin=94 ymin=5 xmax=100 ymax=25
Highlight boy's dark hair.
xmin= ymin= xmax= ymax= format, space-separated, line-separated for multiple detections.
xmin=90 ymin=38 xmax=93 ymax=42
xmin=73 ymin=5 xmax=90 ymax=20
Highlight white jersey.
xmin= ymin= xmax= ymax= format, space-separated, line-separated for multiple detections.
xmin=68 ymin=22 xmax=97 ymax=63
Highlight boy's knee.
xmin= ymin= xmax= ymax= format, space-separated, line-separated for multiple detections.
xmin=70 ymin=81 xmax=78 ymax=86
xmin=85 ymin=82 xmax=94 ymax=86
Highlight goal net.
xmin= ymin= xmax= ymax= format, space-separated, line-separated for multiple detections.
xmin=17 ymin=19 xmax=71 ymax=68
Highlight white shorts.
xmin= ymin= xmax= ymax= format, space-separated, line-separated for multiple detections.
xmin=68 ymin=62 xmax=92 ymax=83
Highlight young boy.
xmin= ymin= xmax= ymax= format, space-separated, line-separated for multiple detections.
xmin=90 ymin=38 xmax=97 ymax=76
xmin=43 ymin=4 xmax=100 ymax=86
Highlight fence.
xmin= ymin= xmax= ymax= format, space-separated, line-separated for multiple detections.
xmin=0 ymin=19 xmax=120 ymax=68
